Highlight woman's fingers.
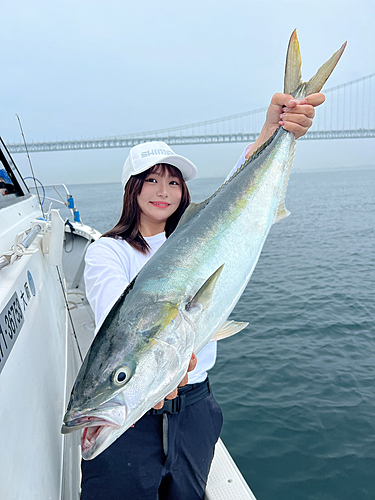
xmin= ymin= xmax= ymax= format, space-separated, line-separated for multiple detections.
xmin=272 ymin=92 xmax=325 ymax=110
xmin=188 ymin=353 xmax=197 ymax=372
xmin=178 ymin=353 xmax=197 ymax=388
xmin=277 ymin=93 xmax=325 ymax=139
xmin=301 ymin=93 xmax=326 ymax=107
xmin=281 ymin=110 xmax=313 ymax=128
xmin=282 ymin=104 xmax=315 ymax=118
xmin=165 ymin=388 xmax=178 ymax=400
xmin=280 ymin=120 xmax=312 ymax=139
xmin=153 ymin=400 xmax=165 ymax=410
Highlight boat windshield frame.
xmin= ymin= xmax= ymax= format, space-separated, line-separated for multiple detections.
xmin=0 ymin=137 xmax=30 ymax=209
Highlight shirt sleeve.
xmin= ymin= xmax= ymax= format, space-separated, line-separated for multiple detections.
xmin=224 ymin=143 xmax=254 ymax=182
xmin=84 ymin=239 xmax=131 ymax=330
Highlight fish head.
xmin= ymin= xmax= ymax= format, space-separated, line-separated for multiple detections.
xmin=61 ymin=297 xmax=194 ymax=459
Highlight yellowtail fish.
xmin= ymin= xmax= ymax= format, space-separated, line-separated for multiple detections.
xmin=61 ymin=30 xmax=346 ymax=460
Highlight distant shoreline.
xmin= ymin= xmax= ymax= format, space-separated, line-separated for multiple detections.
xmin=66 ymin=165 xmax=375 ymax=187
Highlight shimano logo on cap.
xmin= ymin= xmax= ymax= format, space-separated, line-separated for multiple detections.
xmin=141 ymin=149 xmax=174 ymax=158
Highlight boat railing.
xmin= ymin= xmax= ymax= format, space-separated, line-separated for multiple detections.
xmin=26 ymin=181 xmax=82 ymax=224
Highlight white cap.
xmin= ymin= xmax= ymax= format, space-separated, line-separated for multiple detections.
xmin=121 ymin=141 xmax=198 ymax=189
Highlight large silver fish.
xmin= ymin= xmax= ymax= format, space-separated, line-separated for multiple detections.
xmin=62 ymin=31 xmax=346 ymax=459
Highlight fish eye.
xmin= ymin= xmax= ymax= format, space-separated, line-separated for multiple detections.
xmin=112 ymin=365 xmax=133 ymax=387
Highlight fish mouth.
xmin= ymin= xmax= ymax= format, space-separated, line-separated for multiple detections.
xmin=62 ymin=413 xmax=124 ymax=460
xmin=61 ymin=396 xmax=128 ymax=458
xmin=61 ymin=415 xmax=118 ymax=451
xmin=81 ymin=421 xmax=118 ymax=457
xmin=61 ymin=415 xmax=119 ymax=434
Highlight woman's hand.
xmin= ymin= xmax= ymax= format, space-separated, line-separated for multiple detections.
xmin=246 ymin=92 xmax=325 ymax=158
xmin=152 ymin=353 xmax=197 ymax=410
xmin=267 ymin=92 xmax=325 ymax=139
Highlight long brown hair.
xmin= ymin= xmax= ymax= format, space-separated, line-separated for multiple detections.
xmin=102 ymin=164 xmax=191 ymax=254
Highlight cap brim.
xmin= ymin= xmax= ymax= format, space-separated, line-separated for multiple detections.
xmin=152 ymin=154 xmax=198 ymax=182
xmin=121 ymin=145 xmax=198 ymax=189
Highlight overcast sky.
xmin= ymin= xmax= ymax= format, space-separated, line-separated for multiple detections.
xmin=1 ymin=0 xmax=374 ymax=184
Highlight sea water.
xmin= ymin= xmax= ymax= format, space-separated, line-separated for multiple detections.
xmin=71 ymin=167 xmax=375 ymax=500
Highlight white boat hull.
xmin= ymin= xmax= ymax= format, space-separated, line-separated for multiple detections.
xmin=0 ymin=192 xmax=99 ymax=499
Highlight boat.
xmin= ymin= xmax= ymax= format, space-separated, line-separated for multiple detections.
xmin=0 ymin=137 xmax=256 ymax=499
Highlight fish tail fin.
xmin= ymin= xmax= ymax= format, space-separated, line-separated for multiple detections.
xmin=284 ymin=29 xmax=347 ymax=96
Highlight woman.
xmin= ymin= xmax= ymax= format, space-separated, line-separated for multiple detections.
xmin=81 ymin=92 xmax=324 ymax=500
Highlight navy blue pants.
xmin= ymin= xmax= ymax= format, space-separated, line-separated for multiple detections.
xmin=80 ymin=380 xmax=223 ymax=500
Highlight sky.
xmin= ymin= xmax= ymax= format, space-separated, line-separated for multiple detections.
xmin=1 ymin=0 xmax=374 ymax=184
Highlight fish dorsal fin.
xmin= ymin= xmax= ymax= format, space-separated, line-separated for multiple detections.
xmin=176 ymin=201 xmax=207 ymax=229
xmin=186 ymin=264 xmax=225 ymax=312
xmin=284 ymin=29 xmax=303 ymax=95
xmin=211 ymin=320 xmax=249 ymax=341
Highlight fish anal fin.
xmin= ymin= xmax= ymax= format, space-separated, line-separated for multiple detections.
xmin=273 ymin=141 xmax=295 ymax=224
xmin=275 ymin=205 xmax=291 ymax=223
xmin=211 ymin=320 xmax=249 ymax=341
xmin=186 ymin=264 xmax=225 ymax=312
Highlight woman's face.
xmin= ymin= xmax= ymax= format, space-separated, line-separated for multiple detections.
xmin=137 ymin=167 xmax=183 ymax=229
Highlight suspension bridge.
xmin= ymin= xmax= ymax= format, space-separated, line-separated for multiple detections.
xmin=7 ymin=73 xmax=375 ymax=154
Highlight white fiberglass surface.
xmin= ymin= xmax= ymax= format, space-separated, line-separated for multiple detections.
xmin=0 ymin=238 xmax=68 ymax=498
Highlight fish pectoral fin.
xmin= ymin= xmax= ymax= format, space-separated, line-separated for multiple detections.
xmin=186 ymin=264 xmax=225 ymax=312
xmin=211 ymin=320 xmax=249 ymax=341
